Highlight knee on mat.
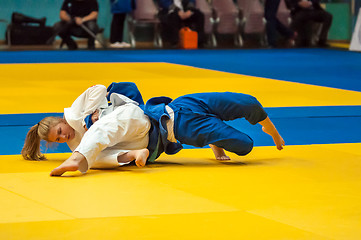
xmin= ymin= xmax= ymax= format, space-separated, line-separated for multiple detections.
xmin=237 ymin=139 xmax=254 ymax=156
xmin=222 ymin=137 xmax=254 ymax=156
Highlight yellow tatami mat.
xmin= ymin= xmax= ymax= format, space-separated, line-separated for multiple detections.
xmin=0 ymin=62 xmax=361 ymax=239
xmin=0 ymin=144 xmax=361 ymax=239
xmin=1 ymin=63 xmax=361 ymax=114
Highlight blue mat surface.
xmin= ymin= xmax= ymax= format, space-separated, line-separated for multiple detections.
xmin=0 ymin=49 xmax=360 ymax=155
xmin=1 ymin=49 xmax=361 ymax=91
xmin=2 ymin=106 xmax=360 ymax=155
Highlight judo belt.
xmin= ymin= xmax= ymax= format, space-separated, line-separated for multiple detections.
xmin=146 ymin=122 xmax=162 ymax=163
xmin=147 ymin=134 xmax=161 ymax=163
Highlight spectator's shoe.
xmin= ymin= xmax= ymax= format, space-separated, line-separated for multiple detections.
xmin=110 ymin=42 xmax=122 ymax=48
xmin=110 ymin=42 xmax=132 ymax=48
xmin=120 ymin=42 xmax=131 ymax=48
xmin=95 ymin=40 xmax=102 ymax=48
xmin=66 ymin=39 xmax=78 ymax=50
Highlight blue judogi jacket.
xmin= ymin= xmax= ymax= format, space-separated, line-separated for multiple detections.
xmin=106 ymin=82 xmax=144 ymax=105
xmin=84 ymin=82 xmax=144 ymax=129
xmin=110 ymin=0 xmax=135 ymax=14
xmin=143 ymin=97 xmax=183 ymax=162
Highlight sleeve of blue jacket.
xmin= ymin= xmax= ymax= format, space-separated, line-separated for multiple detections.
xmin=110 ymin=0 xmax=135 ymax=13
xmin=107 ymin=82 xmax=144 ymax=106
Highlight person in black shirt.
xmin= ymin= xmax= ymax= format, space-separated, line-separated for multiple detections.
xmin=54 ymin=0 xmax=100 ymax=50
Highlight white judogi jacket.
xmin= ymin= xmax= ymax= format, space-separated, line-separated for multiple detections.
xmin=63 ymin=85 xmax=150 ymax=172
xmin=64 ymin=85 xmax=108 ymax=151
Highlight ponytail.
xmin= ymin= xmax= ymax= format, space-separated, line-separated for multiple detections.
xmin=21 ymin=117 xmax=63 ymax=160
xmin=21 ymin=124 xmax=45 ymax=160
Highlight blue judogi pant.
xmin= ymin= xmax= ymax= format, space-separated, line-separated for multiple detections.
xmin=168 ymin=92 xmax=268 ymax=156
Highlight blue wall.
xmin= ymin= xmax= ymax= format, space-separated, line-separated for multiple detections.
xmin=0 ymin=0 xmax=112 ymax=41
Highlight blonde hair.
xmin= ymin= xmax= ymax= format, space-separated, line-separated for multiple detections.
xmin=21 ymin=116 xmax=64 ymax=160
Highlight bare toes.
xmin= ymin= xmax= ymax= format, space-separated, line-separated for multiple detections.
xmin=217 ymin=156 xmax=231 ymax=161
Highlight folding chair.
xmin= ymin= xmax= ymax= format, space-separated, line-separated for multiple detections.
xmin=196 ymin=0 xmax=217 ymax=47
xmin=211 ymin=0 xmax=243 ymax=47
xmin=127 ymin=0 xmax=162 ymax=48
xmin=0 ymin=19 xmax=10 ymax=46
xmin=277 ymin=0 xmax=291 ymax=27
xmin=237 ymin=0 xmax=266 ymax=46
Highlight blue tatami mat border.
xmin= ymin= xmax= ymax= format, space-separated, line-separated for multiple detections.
xmin=1 ymin=106 xmax=360 ymax=156
xmin=1 ymin=49 xmax=361 ymax=92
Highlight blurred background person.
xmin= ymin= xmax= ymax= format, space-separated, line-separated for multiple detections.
xmin=265 ymin=0 xmax=297 ymax=48
xmin=286 ymin=0 xmax=332 ymax=47
xmin=157 ymin=0 xmax=206 ymax=48
xmin=54 ymin=0 xmax=100 ymax=50
xmin=109 ymin=0 xmax=135 ymax=48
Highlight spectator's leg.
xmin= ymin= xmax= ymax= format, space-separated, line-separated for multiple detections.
xmin=312 ymin=10 xmax=333 ymax=46
xmin=265 ymin=0 xmax=281 ymax=47
xmin=110 ymin=13 xmax=126 ymax=44
xmin=54 ymin=20 xmax=78 ymax=50
xmin=275 ymin=18 xmax=294 ymax=39
xmin=291 ymin=11 xmax=312 ymax=47
xmin=158 ymin=10 xmax=170 ymax=43
xmin=186 ymin=9 xmax=206 ymax=46
xmin=162 ymin=11 xmax=183 ymax=46
xmin=84 ymin=20 xmax=99 ymax=49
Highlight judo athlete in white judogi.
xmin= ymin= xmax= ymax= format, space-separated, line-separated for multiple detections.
xmin=50 ymin=91 xmax=285 ymax=176
xmin=22 ymin=82 xmax=150 ymax=172
xmin=63 ymin=83 xmax=149 ymax=171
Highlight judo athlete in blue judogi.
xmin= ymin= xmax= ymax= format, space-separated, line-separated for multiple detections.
xmin=50 ymin=90 xmax=285 ymax=176
xmin=144 ymin=92 xmax=285 ymax=164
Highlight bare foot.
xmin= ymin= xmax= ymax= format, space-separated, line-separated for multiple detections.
xmin=50 ymin=159 xmax=80 ymax=176
xmin=209 ymin=144 xmax=231 ymax=160
xmin=134 ymin=149 xmax=150 ymax=167
xmin=262 ymin=126 xmax=285 ymax=150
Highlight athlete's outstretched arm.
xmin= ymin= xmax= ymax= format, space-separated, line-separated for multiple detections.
xmin=50 ymin=152 xmax=87 ymax=176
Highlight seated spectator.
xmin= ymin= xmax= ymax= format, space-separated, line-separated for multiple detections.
xmin=286 ymin=0 xmax=332 ymax=47
xmin=157 ymin=0 xmax=206 ymax=48
xmin=54 ymin=0 xmax=100 ymax=50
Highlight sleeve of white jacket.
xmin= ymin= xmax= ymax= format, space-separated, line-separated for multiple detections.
xmin=70 ymin=84 xmax=107 ymax=116
xmin=82 ymin=85 xmax=107 ymax=115
xmin=74 ymin=103 xmax=150 ymax=172
xmin=64 ymin=85 xmax=108 ymax=135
